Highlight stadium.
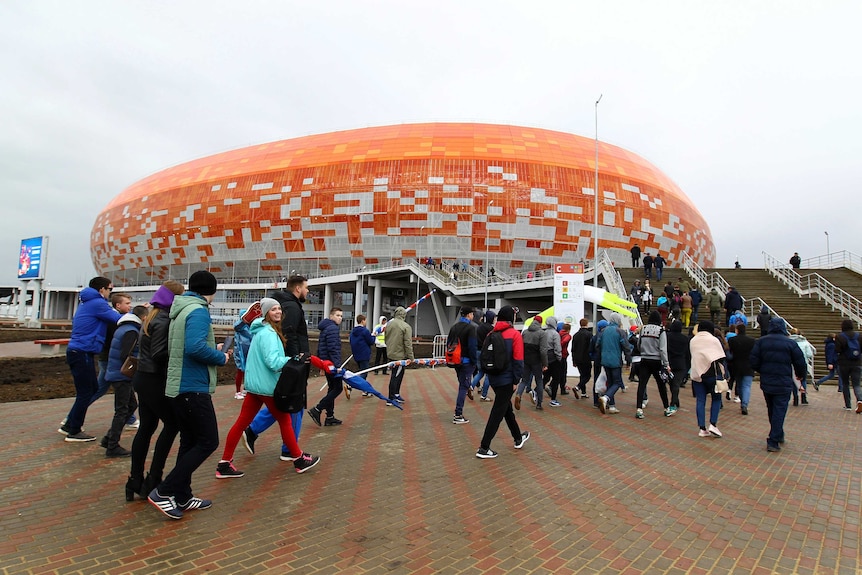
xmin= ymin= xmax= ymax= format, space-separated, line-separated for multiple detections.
xmin=87 ymin=123 xmax=714 ymax=333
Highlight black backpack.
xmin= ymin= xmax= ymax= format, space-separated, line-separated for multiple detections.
xmin=480 ymin=328 xmax=511 ymax=375
xmin=273 ymin=358 xmax=310 ymax=413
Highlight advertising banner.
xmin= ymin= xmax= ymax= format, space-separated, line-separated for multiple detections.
xmin=17 ymin=236 xmax=46 ymax=280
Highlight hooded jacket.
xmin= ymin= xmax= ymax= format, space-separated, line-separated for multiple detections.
xmin=165 ymin=292 xmax=226 ymax=397
xmin=384 ymin=306 xmax=414 ymax=361
xmin=598 ymin=313 xmax=631 ymax=368
xmin=486 ymin=320 xmax=524 ymax=387
xmin=105 ymin=312 xmax=143 ymax=382
xmin=571 ymin=325 xmax=593 ymax=365
xmin=543 ymin=316 xmax=562 ymax=363
xmin=522 ymin=320 xmax=547 ymax=367
xmin=349 ymin=324 xmax=375 ymax=362
xmin=724 ymin=288 xmax=743 ymax=312
xmin=243 ymin=318 xmax=291 ymax=396
xmin=823 ymin=335 xmax=838 ymax=366
xmin=373 ymin=316 xmax=387 ymax=348
xmin=727 ymin=330 xmax=755 ymax=377
xmin=316 ymin=317 xmax=342 ymax=365
xmin=756 ymin=306 xmax=771 ymax=336
xmin=666 ymin=321 xmax=691 ymax=372
xmin=750 ymin=317 xmax=806 ymax=392
xmin=67 ymin=287 xmax=122 ymax=354
xmin=705 ymin=288 xmax=723 ymax=312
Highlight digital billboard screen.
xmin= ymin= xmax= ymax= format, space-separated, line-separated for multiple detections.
xmin=17 ymin=236 xmax=45 ymax=280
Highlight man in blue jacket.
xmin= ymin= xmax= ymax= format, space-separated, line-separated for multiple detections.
xmin=61 ymin=277 xmax=122 ymax=442
xmin=349 ymin=314 xmax=376 ymax=385
xmin=308 ymin=307 xmax=344 ymax=427
xmin=750 ymin=317 xmax=806 ymax=452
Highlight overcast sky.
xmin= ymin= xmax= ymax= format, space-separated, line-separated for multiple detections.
xmin=2 ymin=0 xmax=860 ymax=286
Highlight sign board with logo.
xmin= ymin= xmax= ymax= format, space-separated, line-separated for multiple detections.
xmin=553 ymin=263 xmax=584 ymax=328
xmin=17 ymin=236 xmax=47 ymax=280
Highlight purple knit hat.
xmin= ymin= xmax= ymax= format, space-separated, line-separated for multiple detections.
xmin=150 ymin=285 xmax=178 ymax=309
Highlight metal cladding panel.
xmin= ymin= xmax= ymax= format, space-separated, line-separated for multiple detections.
xmin=91 ymin=123 xmax=714 ymax=280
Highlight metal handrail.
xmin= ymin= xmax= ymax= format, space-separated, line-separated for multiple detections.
xmin=801 ymin=250 xmax=862 ymax=274
xmin=680 ymin=252 xmax=729 ymax=295
xmin=762 ymin=252 xmax=862 ymax=325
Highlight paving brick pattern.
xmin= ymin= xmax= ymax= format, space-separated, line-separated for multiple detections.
xmin=1 ymin=367 xmax=861 ymax=574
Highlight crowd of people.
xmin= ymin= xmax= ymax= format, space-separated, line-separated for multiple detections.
xmin=58 ymin=267 xmax=862 ymax=518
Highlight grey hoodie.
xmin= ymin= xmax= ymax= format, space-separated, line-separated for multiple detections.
xmin=522 ymin=320 xmax=547 ymax=367
xmin=543 ymin=316 xmax=562 ymax=362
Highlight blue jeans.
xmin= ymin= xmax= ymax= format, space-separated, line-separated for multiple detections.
xmin=816 ymin=367 xmax=840 ymax=387
xmin=159 ymin=392 xmax=220 ymax=503
xmin=656 ymin=267 xmax=663 ymax=280
xmin=65 ymin=350 xmax=98 ymax=434
xmin=454 ymin=364 xmax=472 ymax=416
xmin=762 ymin=389 xmax=791 ymax=449
xmin=692 ymin=378 xmax=721 ymax=429
xmin=736 ymin=375 xmax=753 ymax=408
xmin=603 ymin=366 xmax=625 ymax=406
xmin=250 ymin=406 xmax=302 ymax=449
xmin=89 ymin=359 xmax=111 ymax=405
xmin=472 ymin=369 xmax=489 ymax=397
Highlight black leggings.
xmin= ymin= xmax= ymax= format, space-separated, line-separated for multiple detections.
xmin=130 ymin=370 xmax=179 ymax=482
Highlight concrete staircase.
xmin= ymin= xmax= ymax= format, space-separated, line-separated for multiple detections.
xmin=614 ymin=265 xmax=860 ymax=381
xmin=801 ymin=267 xmax=862 ymax=301
xmin=706 ymin=268 xmax=849 ymax=380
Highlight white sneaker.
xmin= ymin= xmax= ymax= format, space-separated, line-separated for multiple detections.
xmin=732 ymin=397 xmax=741 ymax=403
xmin=598 ymin=395 xmax=608 ymax=414
xmin=708 ymin=424 xmax=722 ymax=438
xmin=642 ymin=398 xmax=649 ymax=408
xmin=607 ymin=406 xmax=620 ymax=414
xmin=698 ymin=429 xmax=711 ymax=437
xmin=234 ymin=391 xmax=245 ymax=400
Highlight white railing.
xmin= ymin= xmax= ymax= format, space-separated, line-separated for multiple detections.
xmin=801 ymin=250 xmax=862 ymax=275
xmin=680 ymin=252 xmax=729 ymax=294
xmin=743 ymin=297 xmax=793 ymax=332
xmin=599 ymin=251 xmax=643 ymax=327
xmin=763 ymin=252 xmax=862 ymax=325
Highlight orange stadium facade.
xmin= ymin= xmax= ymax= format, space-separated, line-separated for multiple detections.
xmin=91 ymin=123 xmax=714 ymax=284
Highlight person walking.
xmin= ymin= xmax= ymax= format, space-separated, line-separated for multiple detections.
xmin=372 ymin=316 xmax=389 ymax=375
xmin=724 ymin=286 xmax=743 ymax=327
xmin=790 ymin=252 xmax=801 ymax=269
xmin=689 ymin=321 xmax=727 ymax=438
xmin=643 ymin=253 xmax=654 ymax=279
xmin=472 ymin=310 xmax=496 ymax=401
xmin=349 ymin=314 xmax=376 ymax=396
xmin=148 ymin=270 xmax=230 ymax=520
xmin=814 ymin=333 xmax=842 ymax=391
xmin=476 ymin=306 xmax=530 ymax=459
xmin=308 ymin=307 xmax=345 ymax=426
xmin=635 ymin=311 xmax=670 ymax=419
xmin=386 ymin=306 xmax=414 ymax=405
xmin=515 ymin=315 xmax=547 ymax=410
xmin=101 ymin=305 xmax=148 ymax=458
xmin=597 ymin=313 xmax=632 ymax=415
xmin=127 ymin=281 xmax=184 ymax=502
xmin=705 ymin=287 xmax=723 ymax=325
xmin=653 ymin=254 xmax=666 ymax=281
xmin=570 ymin=318 xmax=592 ymax=398
xmin=666 ymin=320 xmax=690 ymax=413
xmin=243 ymin=275 xmax=310 ymax=460
xmin=215 ymin=298 xmax=320 ymax=479
xmin=750 ymin=317 xmax=807 ymax=451
xmin=630 ymin=244 xmax=641 ymax=268
xmin=728 ymin=323 xmax=756 ymax=415
xmin=788 ymin=328 xmax=814 ymax=406
xmin=60 ymin=277 xmax=122 ymax=441
xmin=835 ymin=319 xmax=862 ymax=412
xmin=544 ymin=316 xmax=564 ymax=406
xmin=448 ymin=306 xmax=478 ymax=424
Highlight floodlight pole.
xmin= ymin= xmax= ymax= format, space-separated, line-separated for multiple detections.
xmin=484 ymin=200 xmax=494 ymax=311
xmin=592 ymin=94 xmax=602 ymax=329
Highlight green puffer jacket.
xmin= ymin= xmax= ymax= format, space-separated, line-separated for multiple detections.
xmin=165 ymin=293 xmax=226 ymax=398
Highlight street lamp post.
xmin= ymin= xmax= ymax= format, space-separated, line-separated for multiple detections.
xmin=484 ymin=200 xmax=494 ymax=311
xmin=415 ymin=226 xmax=425 ymax=337
xmin=592 ymin=94 xmax=602 ymax=328
xmin=825 ymin=231 xmax=830 ymax=265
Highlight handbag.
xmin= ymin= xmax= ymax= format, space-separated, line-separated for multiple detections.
xmin=120 ymin=356 xmax=139 ymax=378
xmin=120 ymin=328 xmax=144 ymax=378
xmin=713 ymin=360 xmax=729 ymax=394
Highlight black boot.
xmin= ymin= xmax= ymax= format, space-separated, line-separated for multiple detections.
xmin=143 ymin=472 xmax=162 ymax=498
xmin=801 ymin=393 xmax=808 ymax=405
xmin=125 ymin=475 xmax=144 ymax=502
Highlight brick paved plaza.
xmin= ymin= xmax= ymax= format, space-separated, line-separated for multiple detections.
xmin=1 ymin=367 xmax=861 ymax=574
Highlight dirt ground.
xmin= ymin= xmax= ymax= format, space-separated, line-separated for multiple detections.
xmin=0 ymin=329 xmax=434 ymax=404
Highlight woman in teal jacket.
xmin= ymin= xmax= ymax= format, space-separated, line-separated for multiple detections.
xmin=216 ymin=298 xmax=320 ymax=477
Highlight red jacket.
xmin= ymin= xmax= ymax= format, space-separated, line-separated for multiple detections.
xmin=486 ymin=321 xmax=524 ymax=387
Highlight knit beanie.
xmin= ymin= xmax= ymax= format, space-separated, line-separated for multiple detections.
xmin=497 ymin=305 xmax=516 ymax=323
xmin=189 ymin=270 xmax=217 ymax=296
xmin=260 ymin=297 xmax=280 ymax=319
